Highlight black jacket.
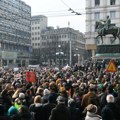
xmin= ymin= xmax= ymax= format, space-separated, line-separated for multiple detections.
xmin=49 ymin=104 xmax=71 ymax=120
xmin=101 ymin=103 xmax=119 ymax=120
xmin=67 ymin=107 xmax=82 ymax=120
xmin=43 ymin=102 xmax=56 ymax=120
xmin=29 ymin=104 xmax=43 ymax=120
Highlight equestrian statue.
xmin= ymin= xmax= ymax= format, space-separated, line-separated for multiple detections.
xmin=95 ymin=16 xmax=120 ymax=44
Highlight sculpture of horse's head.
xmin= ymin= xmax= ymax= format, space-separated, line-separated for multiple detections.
xmin=95 ymin=21 xmax=104 ymax=30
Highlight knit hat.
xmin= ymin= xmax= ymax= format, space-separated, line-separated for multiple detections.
xmin=86 ymin=104 xmax=98 ymax=113
xmin=8 ymin=106 xmax=18 ymax=116
xmin=19 ymin=93 xmax=25 ymax=99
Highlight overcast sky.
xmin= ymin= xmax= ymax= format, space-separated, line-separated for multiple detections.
xmin=23 ymin=0 xmax=86 ymax=33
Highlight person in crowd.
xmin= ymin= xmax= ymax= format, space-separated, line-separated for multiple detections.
xmin=49 ymin=96 xmax=71 ymax=120
xmin=17 ymin=105 xmax=33 ymax=120
xmin=85 ymin=104 xmax=102 ymax=120
xmin=7 ymin=105 xmax=18 ymax=119
xmin=42 ymin=88 xmax=50 ymax=104
xmin=81 ymin=84 xmax=100 ymax=109
xmin=48 ymin=82 xmax=58 ymax=104
xmin=67 ymin=98 xmax=82 ymax=120
xmin=43 ymin=95 xmax=56 ymax=120
xmin=101 ymin=94 xmax=119 ymax=120
xmin=0 ymin=104 xmax=11 ymax=120
xmin=29 ymin=95 xmax=43 ymax=120
xmin=1 ymin=83 xmax=12 ymax=113
xmin=114 ymin=88 xmax=120 ymax=120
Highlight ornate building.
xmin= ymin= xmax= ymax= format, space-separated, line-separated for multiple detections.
xmin=40 ymin=27 xmax=85 ymax=66
xmin=85 ymin=0 xmax=120 ymax=58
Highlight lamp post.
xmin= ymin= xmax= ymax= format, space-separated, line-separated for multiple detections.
xmin=69 ymin=31 xmax=72 ymax=66
xmin=75 ymin=48 xmax=80 ymax=65
xmin=58 ymin=45 xmax=61 ymax=66
xmin=56 ymin=45 xmax=64 ymax=68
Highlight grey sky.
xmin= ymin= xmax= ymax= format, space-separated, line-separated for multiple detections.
xmin=23 ymin=0 xmax=86 ymax=33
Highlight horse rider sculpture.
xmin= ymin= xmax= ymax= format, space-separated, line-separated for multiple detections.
xmin=101 ymin=16 xmax=111 ymax=36
xmin=95 ymin=16 xmax=120 ymax=44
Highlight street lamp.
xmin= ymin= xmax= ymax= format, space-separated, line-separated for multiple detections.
xmin=75 ymin=48 xmax=80 ymax=65
xmin=56 ymin=45 xmax=64 ymax=67
xmin=69 ymin=32 xmax=72 ymax=66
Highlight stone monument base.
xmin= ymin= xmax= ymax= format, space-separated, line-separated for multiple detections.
xmin=93 ymin=44 xmax=120 ymax=60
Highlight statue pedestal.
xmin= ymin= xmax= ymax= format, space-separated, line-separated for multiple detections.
xmin=94 ymin=44 xmax=120 ymax=59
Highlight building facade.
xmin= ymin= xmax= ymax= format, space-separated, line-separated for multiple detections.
xmin=31 ymin=15 xmax=48 ymax=63
xmin=85 ymin=0 xmax=120 ymax=57
xmin=40 ymin=27 xmax=85 ymax=66
xmin=0 ymin=0 xmax=31 ymax=67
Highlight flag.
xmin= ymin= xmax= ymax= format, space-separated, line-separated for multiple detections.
xmin=26 ymin=71 xmax=36 ymax=82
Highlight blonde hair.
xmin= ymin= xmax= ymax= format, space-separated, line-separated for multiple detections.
xmin=34 ymin=95 xmax=41 ymax=103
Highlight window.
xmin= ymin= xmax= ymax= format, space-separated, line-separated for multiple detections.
xmin=110 ymin=0 xmax=115 ymax=5
xmin=95 ymin=0 xmax=100 ymax=6
xmin=95 ymin=12 xmax=100 ymax=20
xmin=110 ymin=11 xmax=116 ymax=19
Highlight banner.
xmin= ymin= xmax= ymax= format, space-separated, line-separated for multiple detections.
xmin=26 ymin=71 xmax=36 ymax=83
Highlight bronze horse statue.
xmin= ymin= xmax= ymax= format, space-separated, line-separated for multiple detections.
xmin=95 ymin=21 xmax=120 ymax=44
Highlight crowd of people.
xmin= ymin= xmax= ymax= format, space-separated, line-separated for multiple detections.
xmin=0 ymin=59 xmax=120 ymax=120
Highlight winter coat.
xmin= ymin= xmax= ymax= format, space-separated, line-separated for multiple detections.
xmin=114 ymin=94 xmax=120 ymax=119
xmin=85 ymin=111 xmax=102 ymax=120
xmin=29 ymin=103 xmax=43 ymax=120
xmin=43 ymin=102 xmax=56 ymax=120
xmin=0 ymin=116 xmax=11 ymax=120
xmin=10 ymin=112 xmax=33 ymax=120
xmin=81 ymin=92 xmax=99 ymax=109
xmin=67 ymin=107 xmax=82 ymax=120
xmin=17 ymin=113 xmax=33 ymax=120
xmin=49 ymin=104 xmax=71 ymax=120
xmin=101 ymin=103 xmax=119 ymax=120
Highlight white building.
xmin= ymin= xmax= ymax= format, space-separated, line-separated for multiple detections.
xmin=31 ymin=15 xmax=48 ymax=49
xmin=85 ymin=0 xmax=120 ymax=57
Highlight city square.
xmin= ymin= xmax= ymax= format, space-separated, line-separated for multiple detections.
xmin=0 ymin=0 xmax=120 ymax=120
